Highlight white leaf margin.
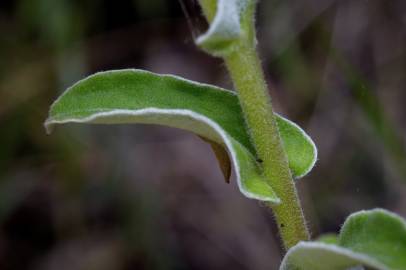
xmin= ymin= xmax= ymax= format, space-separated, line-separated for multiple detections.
xmin=196 ymin=0 xmax=251 ymax=54
xmin=45 ymin=107 xmax=281 ymax=203
xmin=280 ymin=242 xmax=389 ymax=270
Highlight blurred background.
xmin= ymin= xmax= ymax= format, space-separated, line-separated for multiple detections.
xmin=1 ymin=0 xmax=406 ymax=269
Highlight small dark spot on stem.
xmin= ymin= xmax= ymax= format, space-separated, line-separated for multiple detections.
xmin=256 ymin=158 xmax=263 ymax=163
xmin=280 ymin=223 xmax=285 ymax=228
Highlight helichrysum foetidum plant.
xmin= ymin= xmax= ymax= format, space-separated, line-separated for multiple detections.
xmin=45 ymin=1 xmax=406 ymax=269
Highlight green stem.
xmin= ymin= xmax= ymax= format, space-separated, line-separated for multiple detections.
xmin=198 ymin=1 xmax=309 ymax=250
xmin=225 ymin=45 xmax=309 ymax=249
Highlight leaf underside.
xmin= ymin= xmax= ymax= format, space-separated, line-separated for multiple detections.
xmin=45 ymin=69 xmax=317 ymax=203
xmin=281 ymin=209 xmax=406 ymax=270
xmin=200 ymin=136 xmax=232 ymax=182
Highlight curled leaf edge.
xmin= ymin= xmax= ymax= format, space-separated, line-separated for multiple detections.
xmin=280 ymin=241 xmax=389 ymax=270
xmin=45 ymin=107 xmax=281 ymax=203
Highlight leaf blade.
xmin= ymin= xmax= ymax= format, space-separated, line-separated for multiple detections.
xmin=281 ymin=209 xmax=406 ymax=270
xmin=339 ymin=209 xmax=406 ymax=269
xmin=46 ymin=69 xmax=316 ymax=202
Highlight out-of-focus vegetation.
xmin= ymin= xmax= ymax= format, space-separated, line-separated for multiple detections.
xmin=0 ymin=0 xmax=405 ymax=269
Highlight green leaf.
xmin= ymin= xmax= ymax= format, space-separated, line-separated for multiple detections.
xmin=340 ymin=209 xmax=406 ymax=269
xmin=196 ymin=0 xmax=256 ymax=56
xmin=281 ymin=209 xmax=406 ymax=270
xmin=45 ymin=69 xmax=317 ymax=202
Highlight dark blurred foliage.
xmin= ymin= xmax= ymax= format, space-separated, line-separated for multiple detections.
xmin=0 ymin=0 xmax=406 ymax=269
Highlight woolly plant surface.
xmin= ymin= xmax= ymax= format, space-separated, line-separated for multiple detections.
xmin=196 ymin=0 xmax=257 ymax=56
xmin=281 ymin=209 xmax=406 ymax=270
xmin=45 ymin=69 xmax=317 ymax=203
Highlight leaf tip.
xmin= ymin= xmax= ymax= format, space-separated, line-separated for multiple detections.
xmin=44 ymin=119 xmax=54 ymax=135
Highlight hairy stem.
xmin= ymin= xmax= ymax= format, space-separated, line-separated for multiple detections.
xmin=225 ymin=45 xmax=309 ymax=249
xmin=198 ymin=1 xmax=309 ymax=250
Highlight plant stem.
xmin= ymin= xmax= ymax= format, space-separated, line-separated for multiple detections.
xmin=225 ymin=45 xmax=309 ymax=249
xmin=198 ymin=1 xmax=309 ymax=250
